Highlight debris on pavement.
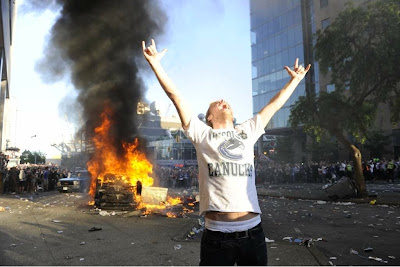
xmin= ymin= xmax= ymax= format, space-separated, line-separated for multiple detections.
xmin=333 ymin=202 xmax=355 ymax=206
xmin=88 ymin=227 xmax=102 ymax=232
xmin=80 ymin=258 xmax=85 ymax=261
xmin=265 ymin=237 xmax=275 ymax=243
xmin=388 ymin=256 xmax=396 ymax=260
xmin=124 ymin=210 xmax=143 ymax=217
xmin=57 ymin=231 xmax=63 ymax=234
xmin=65 ymin=255 xmax=73 ymax=260
xmin=370 ymin=200 xmax=377 ymax=205
xmin=315 ymin=200 xmax=327 ymax=205
xmin=174 ymin=244 xmax=182 ymax=250
xmin=328 ymin=261 xmax=334 ymax=266
xmin=198 ymin=218 xmax=205 ymax=227
xmin=301 ymin=238 xmax=314 ymax=247
xmin=99 ymin=211 xmax=110 ymax=216
xmin=364 ymin=247 xmax=373 ymax=252
xmin=0 ymin=206 xmax=6 ymax=212
xmin=283 ymin=237 xmax=293 ymax=242
xmin=350 ymin=248 xmax=359 ymax=255
xmin=329 ymin=257 xmax=337 ymax=260
xmin=369 ymin=256 xmax=388 ymax=264
xmin=80 ymin=242 xmax=86 ymax=245
xmin=52 ymin=220 xmax=61 ymax=223
xmin=10 ymin=244 xmax=16 ymax=247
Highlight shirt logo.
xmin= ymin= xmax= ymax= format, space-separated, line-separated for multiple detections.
xmin=218 ymin=137 xmax=245 ymax=160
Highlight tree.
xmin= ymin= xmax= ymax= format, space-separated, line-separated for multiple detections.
xmin=290 ymin=0 xmax=400 ymax=196
xmin=363 ymin=130 xmax=392 ymax=159
xmin=272 ymin=136 xmax=295 ymax=164
xmin=305 ymin=134 xmax=338 ymax=163
xmin=20 ymin=150 xmax=46 ymax=164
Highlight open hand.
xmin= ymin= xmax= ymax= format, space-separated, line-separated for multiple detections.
xmin=142 ymin=39 xmax=167 ymax=65
xmin=284 ymin=58 xmax=311 ymax=81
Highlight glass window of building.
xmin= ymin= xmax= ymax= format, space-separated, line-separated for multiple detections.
xmin=251 ymin=0 xmax=305 ymax=129
xmin=320 ymin=0 xmax=328 ymax=8
xmin=321 ymin=18 xmax=330 ymax=29
xmin=326 ymin=83 xmax=335 ymax=93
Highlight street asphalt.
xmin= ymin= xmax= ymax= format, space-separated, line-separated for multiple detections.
xmin=0 ymin=181 xmax=399 ymax=266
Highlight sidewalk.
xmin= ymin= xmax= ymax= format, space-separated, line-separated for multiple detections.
xmin=257 ymin=181 xmax=400 ymax=206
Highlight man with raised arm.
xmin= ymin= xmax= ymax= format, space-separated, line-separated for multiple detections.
xmin=142 ymin=39 xmax=310 ymax=266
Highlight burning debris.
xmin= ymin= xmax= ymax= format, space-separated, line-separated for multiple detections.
xmin=86 ymin=107 xmax=190 ymax=217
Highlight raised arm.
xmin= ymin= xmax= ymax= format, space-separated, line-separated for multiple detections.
xmin=258 ymin=58 xmax=311 ymax=128
xmin=142 ymin=39 xmax=192 ymax=129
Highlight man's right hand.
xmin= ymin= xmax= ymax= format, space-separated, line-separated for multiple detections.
xmin=142 ymin=39 xmax=167 ymax=66
xmin=140 ymin=39 xmax=192 ymax=129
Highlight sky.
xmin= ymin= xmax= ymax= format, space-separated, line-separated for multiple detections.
xmin=11 ymin=0 xmax=253 ymax=158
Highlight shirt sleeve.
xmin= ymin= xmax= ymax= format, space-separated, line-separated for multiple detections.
xmin=183 ymin=116 xmax=210 ymax=144
xmin=235 ymin=114 xmax=265 ymax=144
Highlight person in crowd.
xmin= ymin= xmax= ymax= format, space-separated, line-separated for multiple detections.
xmin=43 ymin=167 xmax=50 ymax=192
xmin=18 ymin=168 xmax=26 ymax=193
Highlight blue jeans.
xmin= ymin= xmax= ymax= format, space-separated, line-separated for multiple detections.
xmin=199 ymin=223 xmax=268 ymax=266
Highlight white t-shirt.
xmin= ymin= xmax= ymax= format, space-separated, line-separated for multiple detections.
xmin=184 ymin=114 xmax=265 ymax=216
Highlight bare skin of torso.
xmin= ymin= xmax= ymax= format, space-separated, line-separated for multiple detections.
xmin=205 ymin=211 xmax=258 ymax=222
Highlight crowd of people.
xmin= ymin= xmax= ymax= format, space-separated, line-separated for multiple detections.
xmin=1 ymin=155 xmax=398 ymax=194
xmin=151 ymin=157 xmax=399 ymax=189
xmin=1 ymin=163 xmax=74 ymax=194
xmin=255 ymin=157 xmax=400 ymax=184
xmin=153 ymin=165 xmax=199 ymax=189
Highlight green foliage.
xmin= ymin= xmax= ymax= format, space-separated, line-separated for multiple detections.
xmin=20 ymin=150 xmax=46 ymax=164
xmin=363 ymin=130 xmax=392 ymax=158
xmin=315 ymin=0 xmax=400 ymax=114
xmin=290 ymin=0 xmax=400 ymax=145
xmin=272 ymin=136 xmax=295 ymax=164
xmin=305 ymin=135 xmax=338 ymax=163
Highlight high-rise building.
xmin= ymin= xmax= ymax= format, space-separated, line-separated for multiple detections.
xmin=0 ymin=0 xmax=17 ymax=151
xmin=250 ymin=0 xmax=399 ymax=161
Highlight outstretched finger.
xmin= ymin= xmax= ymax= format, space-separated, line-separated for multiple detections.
xmin=151 ymin=39 xmax=157 ymax=50
xmin=284 ymin=66 xmax=294 ymax=75
xmin=142 ymin=41 xmax=146 ymax=51
xmin=294 ymin=58 xmax=299 ymax=70
xmin=305 ymin=64 xmax=311 ymax=72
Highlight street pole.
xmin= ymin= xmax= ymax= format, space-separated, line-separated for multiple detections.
xmin=31 ymin=135 xmax=37 ymax=164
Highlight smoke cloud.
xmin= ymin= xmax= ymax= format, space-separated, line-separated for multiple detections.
xmin=32 ymin=0 xmax=166 ymax=155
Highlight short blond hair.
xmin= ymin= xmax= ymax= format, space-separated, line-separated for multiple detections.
xmin=205 ymin=101 xmax=219 ymax=127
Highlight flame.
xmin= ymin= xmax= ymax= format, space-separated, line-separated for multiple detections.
xmin=166 ymin=212 xmax=177 ymax=218
xmin=167 ymin=196 xmax=183 ymax=205
xmin=88 ymin=106 xmax=153 ymax=197
xmin=136 ymin=196 xmax=183 ymax=214
xmin=87 ymin=106 xmax=188 ymax=217
xmin=88 ymin=201 xmax=95 ymax=206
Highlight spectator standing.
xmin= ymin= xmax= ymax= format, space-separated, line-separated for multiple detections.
xmin=18 ymin=168 xmax=26 ymax=193
xmin=43 ymin=167 xmax=50 ymax=191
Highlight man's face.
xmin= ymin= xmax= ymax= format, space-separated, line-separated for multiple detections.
xmin=207 ymin=99 xmax=234 ymax=124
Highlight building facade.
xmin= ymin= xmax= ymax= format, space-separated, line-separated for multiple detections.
xmin=0 ymin=0 xmax=16 ymax=152
xmin=250 ymin=0 xmax=399 ymax=161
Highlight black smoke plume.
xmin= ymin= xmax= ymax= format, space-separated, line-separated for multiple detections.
xmin=33 ymin=0 xmax=166 ymax=155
